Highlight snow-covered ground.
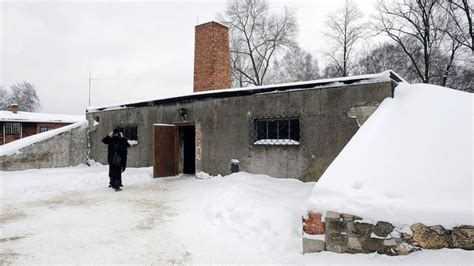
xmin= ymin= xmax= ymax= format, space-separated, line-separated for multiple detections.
xmin=306 ymin=83 xmax=473 ymax=228
xmin=1 ymin=165 xmax=472 ymax=264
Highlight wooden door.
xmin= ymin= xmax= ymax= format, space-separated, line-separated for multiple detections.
xmin=153 ymin=124 xmax=178 ymax=177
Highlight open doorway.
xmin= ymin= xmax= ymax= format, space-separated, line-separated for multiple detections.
xmin=152 ymin=123 xmax=196 ymax=177
xmin=178 ymin=125 xmax=195 ymax=174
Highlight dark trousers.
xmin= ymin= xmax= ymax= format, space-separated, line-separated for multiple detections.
xmin=109 ymin=164 xmax=123 ymax=189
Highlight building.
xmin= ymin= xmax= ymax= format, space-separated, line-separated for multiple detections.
xmin=0 ymin=104 xmax=84 ymax=145
xmin=86 ymin=21 xmax=403 ymax=181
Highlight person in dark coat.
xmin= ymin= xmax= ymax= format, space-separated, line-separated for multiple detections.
xmin=102 ymin=128 xmax=130 ymax=191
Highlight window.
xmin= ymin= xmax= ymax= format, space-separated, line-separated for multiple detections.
xmin=40 ymin=127 xmax=54 ymax=133
xmin=115 ymin=125 xmax=138 ymax=141
xmin=5 ymin=123 xmax=21 ymax=135
xmin=252 ymin=117 xmax=300 ymax=145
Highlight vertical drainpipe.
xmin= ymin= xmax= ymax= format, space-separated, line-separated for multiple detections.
xmin=86 ymin=114 xmax=91 ymax=166
xmin=69 ymin=129 xmax=72 ymax=167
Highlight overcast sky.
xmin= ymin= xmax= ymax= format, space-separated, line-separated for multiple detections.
xmin=1 ymin=0 xmax=378 ymax=115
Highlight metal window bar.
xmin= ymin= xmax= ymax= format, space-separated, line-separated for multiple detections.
xmin=5 ymin=123 xmax=21 ymax=135
xmin=113 ymin=125 xmax=138 ymax=141
xmin=250 ymin=115 xmax=300 ymax=145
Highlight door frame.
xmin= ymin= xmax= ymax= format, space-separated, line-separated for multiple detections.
xmin=152 ymin=122 xmax=196 ymax=178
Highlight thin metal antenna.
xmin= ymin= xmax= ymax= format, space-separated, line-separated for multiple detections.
xmin=197 ymin=16 xmax=199 ymax=24
xmin=88 ymin=73 xmax=106 ymax=106
xmin=88 ymin=72 xmax=91 ymax=106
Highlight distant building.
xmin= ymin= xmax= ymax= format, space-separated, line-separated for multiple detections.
xmin=0 ymin=104 xmax=84 ymax=145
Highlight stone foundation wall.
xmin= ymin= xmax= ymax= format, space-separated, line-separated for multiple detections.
xmin=303 ymin=211 xmax=474 ymax=255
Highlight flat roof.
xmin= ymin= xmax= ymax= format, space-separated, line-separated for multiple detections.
xmin=87 ymin=71 xmax=405 ymax=113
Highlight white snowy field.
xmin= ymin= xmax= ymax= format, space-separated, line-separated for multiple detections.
xmin=1 ymin=165 xmax=473 ymax=265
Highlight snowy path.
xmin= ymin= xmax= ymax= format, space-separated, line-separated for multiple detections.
xmin=1 ymin=167 xmax=191 ymax=264
xmin=1 ymin=165 xmax=473 ymax=264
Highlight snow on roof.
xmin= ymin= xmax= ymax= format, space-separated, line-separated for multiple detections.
xmin=0 ymin=111 xmax=84 ymax=123
xmin=87 ymin=70 xmax=404 ymax=112
xmin=305 ymin=83 xmax=473 ymax=228
xmin=0 ymin=120 xmax=88 ymax=157
xmin=196 ymin=20 xmax=229 ymax=29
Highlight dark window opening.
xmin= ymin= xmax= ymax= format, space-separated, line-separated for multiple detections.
xmin=115 ymin=125 xmax=138 ymax=141
xmin=289 ymin=119 xmax=300 ymax=141
xmin=252 ymin=116 xmax=300 ymax=145
xmin=39 ymin=127 xmax=54 ymax=133
xmin=5 ymin=123 xmax=21 ymax=135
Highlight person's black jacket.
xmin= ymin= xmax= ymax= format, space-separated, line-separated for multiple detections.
xmin=102 ymin=135 xmax=130 ymax=170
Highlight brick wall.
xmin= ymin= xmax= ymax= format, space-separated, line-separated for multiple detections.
xmin=193 ymin=21 xmax=231 ymax=92
xmin=0 ymin=122 xmax=3 ymax=144
xmin=22 ymin=123 xmax=37 ymax=138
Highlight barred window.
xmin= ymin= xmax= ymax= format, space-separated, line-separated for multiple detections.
xmin=40 ymin=127 xmax=54 ymax=133
xmin=5 ymin=122 xmax=21 ymax=135
xmin=115 ymin=125 xmax=138 ymax=141
xmin=252 ymin=117 xmax=300 ymax=145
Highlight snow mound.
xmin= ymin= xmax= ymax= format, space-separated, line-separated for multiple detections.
xmin=170 ymin=172 xmax=314 ymax=262
xmin=305 ymin=83 xmax=473 ymax=227
xmin=0 ymin=120 xmax=88 ymax=157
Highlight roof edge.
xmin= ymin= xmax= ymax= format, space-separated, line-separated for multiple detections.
xmin=87 ymin=71 xmax=404 ymax=113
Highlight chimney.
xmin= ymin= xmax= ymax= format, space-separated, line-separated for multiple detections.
xmin=10 ymin=104 xmax=18 ymax=114
xmin=193 ymin=21 xmax=231 ymax=92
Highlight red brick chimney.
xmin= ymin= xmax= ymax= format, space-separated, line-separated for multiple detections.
xmin=193 ymin=21 xmax=231 ymax=92
xmin=10 ymin=104 xmax=18 ymax=114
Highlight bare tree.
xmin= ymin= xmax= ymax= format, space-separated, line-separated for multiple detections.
xmin=229 ymin=30 xmax=250 ymax=87
xmin=444 ymin=62 xmax=474 ymax=92
xmin=356 ymin=41 xmax=472 ymax=91
xmin=271 ymin=46 xmax=320 ymax=83
xmin=438 ymin=31 xmax=464 ymax=87
xmin=0 ymin=86 xmax=10 ymax=110
xmin=375 ymin=0 xmax=449 ymax=83
xmin=324 ymin=0 xmax=366 ymax=77
xmin=441 ymin=0 xmax=473 ymax=53
xmin=8 ymin=82 xmax=41 ymax=112
xmin=219 ymin=0 xmax=298 ymax=87
xmin=321 ymin=65 xmax=341 ymax=79
xmin=354 ymin=43 xmax=420 ymax=81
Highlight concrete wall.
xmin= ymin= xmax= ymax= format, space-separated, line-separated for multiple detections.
xmin=87 ymin=82 xmax=393 ymax=181
xmin=0 ymin=124 xmax=87 ymax=171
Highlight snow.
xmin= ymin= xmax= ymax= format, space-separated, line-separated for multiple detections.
xmin=195 ymin=171 xmax=222 ymax=179
xmin=0 ymin=110 xmax=84 ymax=123
xmin=305 ymin=83 xmax=473 ymax=228
xmin=0 ymin=120 xmax=87 ymax=157
xmin=127 ymin=140 xmax=138 ymax=145
xmin=87 ymin=70 xmax=399 ymax=112
xmin=153 ymin=123 xmax=175 ymax=126
xmin=1 ymin=165 xmax=472 ymax=264
xmin=254 ymin=139 xmax=300 ymax=145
